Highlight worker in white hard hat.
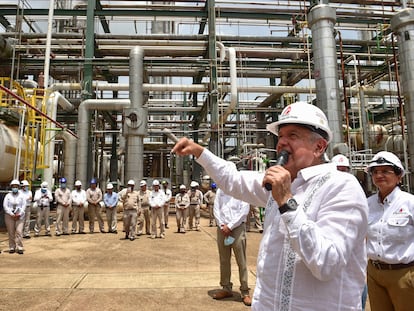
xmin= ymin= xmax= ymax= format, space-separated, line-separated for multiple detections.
xmin=103 ymin=183 xmax=119 ymax=234
xmin=187 ymin=181 xmax=203 ymax=231
xmin=137 ymin=180 xmax=151 ymax=236
xmin=119 ymin=179 xmax=140 ymax=240
xmin=149 ymin=179 xmax=166 ymax=239
xmin=175 ymin=184 xmax=190 ymax=233
xmin=331 ymin=154 xmax=351 ymax=173
xmin=3 ymin=179 xmax=26 ymax=254
xmin=33 ymin=181 xmax=53 ymax=237
xmin=71 ymin=180 xmax=87 ymax=234
xmin=365 ymin=151 xmax=414 ymax=311
xmin=161 ymin=180 xmax=172 ymax=229
xmin=20 ymin=180 xmax=33 ymax=239
xmin=172 ymin=101 xmax=368 ymax=309
xmin=55 ymin=177 xmax=72 ymax=236
xmin=203 ymin=182 xmax=217 ymax=227
xmin=86 ymin=178 xmax=105 ymax=234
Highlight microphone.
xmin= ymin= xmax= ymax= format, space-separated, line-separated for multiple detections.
xmin=264 ymin=150 xmax=289 ymax=191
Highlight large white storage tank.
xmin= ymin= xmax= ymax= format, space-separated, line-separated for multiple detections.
xmin=0 ymin=122 xmax=23 ymax=183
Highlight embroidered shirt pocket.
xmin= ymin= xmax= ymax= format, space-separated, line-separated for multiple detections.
xmin=388 ymin=216 xmax=410 ymax=227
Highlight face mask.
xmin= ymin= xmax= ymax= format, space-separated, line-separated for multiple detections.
xmin=12 ymin=188 xmax=19 ymax=194
xmin=61 ymin=184 xmax=66 ymax=189
xmin=41 ymin=188 xmax=47 ymax=193
xmin=25 ymin=186 xmax=29 ymax=191
xmin=128 ymin=187 xmax=132 ymax=192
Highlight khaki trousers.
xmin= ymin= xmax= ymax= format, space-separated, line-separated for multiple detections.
xmin=216 ymin=223 xmax=249 ymax=296
xmin=175 ymin=208 xmax=187 ymax=231
xmin=34 ymin=205 xmax=50 ymax=234
xmin=163 ymin=203 xmax=170 ymax=226
xmin=137 ymin=207 xmax=151 ymax=234
xmin=5 ymin=213 xmax=24 ymax=251
xmin=151 ymin=207 xmax=165 ymax=237
xmin=23 ymin=204 xmax=32 ymax=237
xmin=88 ymin=203 xmax=104 ymax=232
xmin=71 ymin=205 xmax=85 ymax=233
xmin=188 ymin=204 xmax=200 ymax=229
xmin=56 ymin=204 xmax=72 ymax=234
xmin=105 ymin=206 xmax=117 ymax=232
xmin=368 ymin=260 xmax=414 ymax=311
xmin=123 ymin=209 xmax=137 ymax=238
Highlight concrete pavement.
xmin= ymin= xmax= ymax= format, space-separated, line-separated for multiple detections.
xmin=0 ymin=213 xmax=262 ymax=311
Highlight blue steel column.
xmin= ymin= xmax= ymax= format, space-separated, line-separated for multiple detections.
xmin=308 ymin=4 xmax=343 ymax=151
xmin=391 ymin=8 xmax=414 ymax=190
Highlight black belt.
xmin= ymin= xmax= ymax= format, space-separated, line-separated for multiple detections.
xmin=370 ymin=259 xmax=414 ymax=270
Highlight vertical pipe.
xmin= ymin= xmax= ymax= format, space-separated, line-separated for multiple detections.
xmin=125 ymin=47 xmax=145 ymax=183
xmin=42 ymin=0 xmax=55 ymax=188
xmin=208 ymin=0 xmax=219 ymax=157
xmin=391 ymin=8 xmax=414 ymax=191
xmin=308 ymin=4 xmax=342 ymax=153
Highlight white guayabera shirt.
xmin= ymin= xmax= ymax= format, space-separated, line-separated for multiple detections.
xmin=197 ymin=149 xmax=368 ymax=311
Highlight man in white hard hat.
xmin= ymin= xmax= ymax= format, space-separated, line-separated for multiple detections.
xmin=55 ymin=177 xmax=72 ymax=236
xmin=172 ymin=101 xmax=368 ymax=310
xmin=33 ymin=181 xmax=53 ymax=237
xmin=161 ymin=180 xmax=172 ymax=229
xmin=149 ymin=179 xmax=166 ymax=239
xmin=104 ymin=183 xmax=119 ymax=234
xmin=175 ymin=184 xmax=190 ymax=233
xmin=71 ymin=180 xmax=87 ymax=234
xmin=331 ymin=154 xmax=351 ymax=173
xmin=119 ymin=179 xmax=140 ymax=240
xmin=137 ymin=180 xmax=151 ymax=235
xmin=20 ymin=180 xmax=33 ymax=239
xmin=3 ymin=179 xmax=26 ymax=254
xmin=86 ymin=178 xmax=105 ymax=234
xmin=187 ymin=181 xmax=203 ymax=231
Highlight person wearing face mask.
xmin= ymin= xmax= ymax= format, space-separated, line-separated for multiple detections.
xmin=33 ymin=181 xmax=53 ymax=237
xmin=20 ymin=180 xmax=33 ymax=239
xmin=3 ymin=179 xmax=26 ymax=254
xmin=366 ymin=151 xmax=414 ymax=311
xmin=149 ymin=179 xmax=166 ymax=239
xmin=172 ymin=102 xmax=368 ymax=310
xmin=86 ymin=178 xmax=105 ymax=234
xmin=71 ymin=180 xmax=87 ymax=234
xmin=137 ymin=180 xmax=151 ymax=236
xmin=119 ymin=179 xmax=140 ymax=240
xmin=175 ymin=184 xmax=190 ymax=233
xmin=54 ymin=177 xmax=72 ymax=236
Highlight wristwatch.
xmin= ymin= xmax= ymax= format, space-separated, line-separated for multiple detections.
xmin=279 ymin=197 xmax=298 ymax=214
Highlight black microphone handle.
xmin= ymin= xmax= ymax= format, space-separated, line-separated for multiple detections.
xmin=264 ymin=150 xmax=289 ymax=191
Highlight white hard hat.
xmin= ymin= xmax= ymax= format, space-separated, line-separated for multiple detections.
xmin=106 ymin=183 xmax=114 ymax=190
xmin=10 ymin=179 xmax=20 ymax=186
xmin=152 ymin=179 xmax=160 ymax=186
xmin=179 ymin=184 xmax=186 ymax=190
xmin=127 ymin=179 xmax=135 ymax=186
xmin=202 ymin=175 xmax=210 ymax=180
xmin=41 ymin=181 xmax=48 ymax=188
xmin=75 ymin=180 xmax=82 ymax=186
xmin=266 ymin=102 xmax=333 ymax=143
xmin=331 ymin=154 xmax=350 ymax=168
xmin=140 ymin=180 xmax=147 ymax=187
xmin=367 ymin=151 xmax=405 ymax=176
xmin=21 ymin=180 xmax=30 ymax=186
xmin=190 ymin=181 xmax=197 ymax=187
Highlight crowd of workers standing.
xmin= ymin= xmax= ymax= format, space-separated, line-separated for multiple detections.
xmin=2 ymin=176 xmax=237 ymax=254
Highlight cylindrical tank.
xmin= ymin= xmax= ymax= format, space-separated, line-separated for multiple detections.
xmin=385 ymin=135 xmax=405 ymax=157
xmin=0 ymin=123 xmax=24 ymax=182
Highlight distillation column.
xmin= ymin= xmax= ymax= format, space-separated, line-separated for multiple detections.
xmin=391 ymin=8 xmax=414 ymax=189
xmin=308 ymin=4 xmax=343 ymax=151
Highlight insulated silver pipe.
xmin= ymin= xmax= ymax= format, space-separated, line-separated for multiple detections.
xmin=56 ymin=130 xmax=77 ymax=188
xmin=77 ymin=99 xmax=131 ymax=187
xmin=125 ymin=46 xmax=145 ymax=184
xmin=391 ymin=8 xmax=414 ymax=190
xmin=308 ymin=4 xmax=342 ymax=153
